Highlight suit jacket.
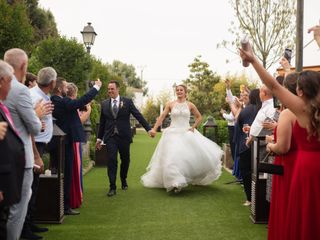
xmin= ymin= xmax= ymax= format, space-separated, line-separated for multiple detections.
xmin=51 ymin=87 xmax=99 ymax=143
xmin=4 ymin=77 xmax=42 ymax=168
xmin=98 ymin=97 xmax=151 ymax=143
xmin=0 ymin=108 xmax=25 ymax=206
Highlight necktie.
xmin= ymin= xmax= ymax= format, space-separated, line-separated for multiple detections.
xmin=113 ymin=99 xmax=118 ymax=116
xmin=0 ymin=102 xmax=17 ymax=132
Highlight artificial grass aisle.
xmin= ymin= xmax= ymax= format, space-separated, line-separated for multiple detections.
xmin=42 ymin=130 xmax=267 ymax=240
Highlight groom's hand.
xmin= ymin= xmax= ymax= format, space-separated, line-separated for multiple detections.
xmin=96 ymin=139 xmax=102 ymax=150
xmin=148 ymin=130 xmax=156 ymax=138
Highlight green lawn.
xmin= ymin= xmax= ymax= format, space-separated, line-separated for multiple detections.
xmin=41 ymin=130 xmax=267 ymax=240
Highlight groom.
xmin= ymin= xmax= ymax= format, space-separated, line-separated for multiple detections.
xmin=96 ymin=80 xmax=154 ymax=197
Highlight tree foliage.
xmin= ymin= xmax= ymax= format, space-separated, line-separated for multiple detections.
xmin=29 ymin=37 xmax=92 ymax=90
xmin=25 ymin=0 xmax=59 ymax=43
xmin=106 ymin=60 xmax=147 ymax=92
xmin=0 ymin=0 xmax=34 ymax=56
xmin=220 ymin=0 xmax=296 ymax=69
xmin=184 ymin=56 xmax=222 ymax=116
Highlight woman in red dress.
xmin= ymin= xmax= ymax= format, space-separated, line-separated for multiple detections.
xmin=240 ymin=47 xmax=320 ymax=239
xmin=266 ymin=72 xmax=299 ymax=240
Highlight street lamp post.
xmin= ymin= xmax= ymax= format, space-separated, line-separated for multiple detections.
xmin=81 ymin=22 xmax=97 ymax=54
xmin=81 ymin=22 xmax=97 ymax=146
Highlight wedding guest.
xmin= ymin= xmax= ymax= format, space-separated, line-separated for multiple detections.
xmin=4 ymin=48 xmax=42 ymax=240
xmin=0 ymin=60 xmax=25 ymax=240
xmin=21 ymin=67 xmax=56 ymax=239
xmin=25 ymin=73 xmax=37 ymax=89
xmin=52 ymin=78 xmax=101 ymax=215
xmin=266 ymin=72 xmax=299 ymax=240
xmin=240 ymin=43 xmax=320 ymax=240
xmin=236 ymin=89 xmax=261 ymax=206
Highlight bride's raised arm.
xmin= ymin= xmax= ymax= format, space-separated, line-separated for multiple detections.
xmin=239 ymin=46 xmax=305 ymax=119
xmin=151 ymin=102 xmax=171 ymax=132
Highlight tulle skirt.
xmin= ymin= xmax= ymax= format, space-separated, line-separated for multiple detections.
xmin=141 ymin=127 xmax=223 ymax=191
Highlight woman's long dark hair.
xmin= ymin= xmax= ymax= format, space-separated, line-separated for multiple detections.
xmin=249 ymin=88 xmax=262 ymax=110
xmin=297 ymin=70 xmax=320 ymax=139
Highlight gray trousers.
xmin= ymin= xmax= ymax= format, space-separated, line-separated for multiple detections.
xmin=6 ymin=168 xmax=33 ymax=240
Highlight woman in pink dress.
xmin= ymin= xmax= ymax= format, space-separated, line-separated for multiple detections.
xmin=240 ymin=46 xmax=320 ymax=239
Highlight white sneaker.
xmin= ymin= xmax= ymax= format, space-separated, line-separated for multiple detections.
xmin=243 ymin=201 xmax=251 ymax=206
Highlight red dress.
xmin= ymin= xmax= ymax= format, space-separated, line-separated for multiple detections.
xmin=70 ymin=142 xmax=83 ymax=209
xmin=268 ymin=125 xmax=298 ymax=240
xmin=284 ymin=122 xmax=320 ymax=240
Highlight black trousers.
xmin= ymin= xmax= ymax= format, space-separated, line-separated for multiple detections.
xmin=105 ymin=135 xmax=130 ymax=190
xmin=227 ymin=126 xmax=236 ymax=161
xmin=239 ymin=148 xmax=252 ymax=201
xmin=0 ymin=205 xmax=9 ymax=240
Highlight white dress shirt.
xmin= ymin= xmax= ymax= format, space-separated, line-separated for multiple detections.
xmin=30 ymin=86 xmax=53 ymax=143
xmin=250 ymin=98 xmax=276 ymax=137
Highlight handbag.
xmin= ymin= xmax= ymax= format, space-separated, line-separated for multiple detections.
xmin=258 ymin=152 xmax=284 ymax=175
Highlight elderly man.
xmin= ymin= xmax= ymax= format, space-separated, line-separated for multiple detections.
xmin=20 ymin=67 xmax=57 ymax=239
xmin=0 ymin=60 xmax=25 ymax=240
xmin=4 ymin=48 xmax=42 ymax=240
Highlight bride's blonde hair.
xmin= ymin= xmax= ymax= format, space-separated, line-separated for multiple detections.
xmin=176 ymin=83 xmax=187 ymax=93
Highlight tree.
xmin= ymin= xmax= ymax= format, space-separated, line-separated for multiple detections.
xmin=106 ymin=60 xmax=147 ymax=92
xmin=220 ymin=0 xmax=296 ymax=69
xmin=184 ymin=56 xmax=222 ymax=116
xmin=0 ymin=0 xmax=34 ymax=56
xmin=29 ymin=37 xmax=92 ymax=91
xmin=25 ymin=0 xmax=59 ymax=43
xmin=142 ymin=97 xmax=159 ymax=125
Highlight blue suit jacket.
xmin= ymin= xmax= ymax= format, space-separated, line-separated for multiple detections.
xmin=51 ymin=87 xmax=99 ymax=143
xmin=97 ymin=97 xmax=151 ymax=143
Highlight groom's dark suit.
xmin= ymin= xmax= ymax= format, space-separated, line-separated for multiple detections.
xmin=97 ymin=96 xmax=151 ymax=190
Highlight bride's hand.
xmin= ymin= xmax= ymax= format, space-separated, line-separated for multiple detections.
xmin=188 ymin=127 xmax=195 ymax=132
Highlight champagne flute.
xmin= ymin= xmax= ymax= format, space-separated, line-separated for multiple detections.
xmin=243 ymin=124 xmax=250 ymax=139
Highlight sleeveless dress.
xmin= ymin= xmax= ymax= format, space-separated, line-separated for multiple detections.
xmin=284 ymin=122 xmax=320 ymax=240
xmin=268 ymin=125 xmax=298 ymax=240
xmin=141 ymin=101 xmax=223 ymax=192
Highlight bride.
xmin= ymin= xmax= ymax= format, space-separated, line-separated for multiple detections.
xmin=141 ymin=84 xmax=223 ymax=193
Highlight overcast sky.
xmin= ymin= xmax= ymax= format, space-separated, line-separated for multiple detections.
xmin=39 ymin=0 xmax=320 ymax=96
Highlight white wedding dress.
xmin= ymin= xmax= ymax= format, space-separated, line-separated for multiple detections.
xmin=141 ymin=101 xmax=223 ymax=192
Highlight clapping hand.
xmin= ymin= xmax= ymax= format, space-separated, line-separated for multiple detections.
xmin=35 ymin=100 xmax=54 ymax=119
xmin=0 ymin=122 xmax=8 ymax=140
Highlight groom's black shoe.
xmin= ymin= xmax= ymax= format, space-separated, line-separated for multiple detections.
xmin=121 ymin=179 xmax=128 ymax=190
xmin=107 ymin=189 xmax=116 ymax=197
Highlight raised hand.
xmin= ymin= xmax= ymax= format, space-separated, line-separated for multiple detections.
xmin=239 ymin=42 xmax=255 ymax=65
xmin=95 ymin=78 xmax=102 ymax=88
xmin=225 ymin=79 xmax=231 ymax=89
xmin=308 ymin=24 xmax=320 ymax=48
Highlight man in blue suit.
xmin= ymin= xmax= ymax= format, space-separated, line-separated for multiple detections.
xmin=51 ymin=77 xmax=101 ymax=215
xmin=96 ymin=80 xmax=154 ymax=197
